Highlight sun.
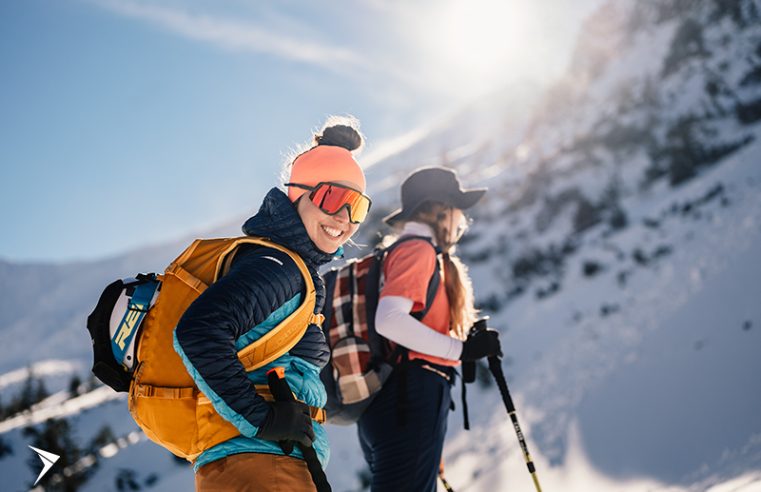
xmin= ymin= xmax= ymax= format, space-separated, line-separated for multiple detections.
xmin=414 ymin=0 xmax=547 ymax=98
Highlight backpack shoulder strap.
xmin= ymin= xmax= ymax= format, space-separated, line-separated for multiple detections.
xmin=414 ymin=261 xmax=441 ymax=321
xmin=364 ymin=236 xmax=442 ymax=361
xmin=228 ymin=237 xmax=323 ymax=372
xmin=321 ymin=269 xmax=339 ymax=338
xmin=381 ymin=236 xmax=442 ymax=320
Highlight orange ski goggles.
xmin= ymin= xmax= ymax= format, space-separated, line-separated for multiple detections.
xmin=286 ymin=182 xmax=372 ymax=224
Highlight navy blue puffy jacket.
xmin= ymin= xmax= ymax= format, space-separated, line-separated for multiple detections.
xmin=173 ymin=188 xmax=336 ymax=454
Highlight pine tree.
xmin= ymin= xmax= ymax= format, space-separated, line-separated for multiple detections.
xmin=33 ymin=377 xmax=49 ymax=405
xmin=4 ymin=369 xmax=50 ymax=418
xmin=23 ymin=418 xmax=90 ymax=491
xmin=115 ymin=469 xmax=141 ymax=491
xmin=19 ymin=367 xmax=37 ymax=410
xmin=89 ymin=425 xmax=116 ymax=455
xmin=68 ymin=375 xmax=82 ymax=398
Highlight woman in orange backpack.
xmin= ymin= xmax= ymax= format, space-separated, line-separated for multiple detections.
xmin=174 ymin=116 xmax=371 ymax=491
xmin=358 ymin=167 xmax=501 ymax=492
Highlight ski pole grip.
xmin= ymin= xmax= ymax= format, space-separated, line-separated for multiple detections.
xmin=471 ymin=317 xmax=489 ymax=334
xmin=463 ymin=317 xmax=490 ymax=383
xmin=266 ymin=367 xmax=294 ymax=402
xmin=265 ymin=367 xmax=332 ymax=492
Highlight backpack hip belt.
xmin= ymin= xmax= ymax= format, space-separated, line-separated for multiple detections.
xmin=196 ymin=387 xmax=327 ymax=424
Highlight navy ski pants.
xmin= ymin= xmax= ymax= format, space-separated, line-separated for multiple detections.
xmin=358 ymin=362 xmax=453 ymax=492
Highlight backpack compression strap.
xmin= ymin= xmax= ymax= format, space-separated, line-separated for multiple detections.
xmin=226 ymin=238 xmax=323 ymax=373
xmin=166 ymin=236 xmax=322 ymax=373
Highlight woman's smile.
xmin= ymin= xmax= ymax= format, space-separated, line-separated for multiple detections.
xmin=320 ymin=224 xmax=345 ymax=239
xmin=297 ymin=181 xmax=360 ymax=253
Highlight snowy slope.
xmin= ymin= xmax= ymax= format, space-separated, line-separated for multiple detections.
xmin=2 ymin=0 xmax=761 ymax=490
xmin=440 ymin=127 xmax=761 ymax=492
xmin=327 ymin=3 xmax=761 ymax=489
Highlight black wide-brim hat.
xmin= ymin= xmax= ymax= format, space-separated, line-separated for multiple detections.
xmin=383 ymin=166 xmax=487 ymax=226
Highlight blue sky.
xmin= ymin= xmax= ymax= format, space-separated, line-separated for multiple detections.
xmin=1 ymin=0 xmax=600 ymax=262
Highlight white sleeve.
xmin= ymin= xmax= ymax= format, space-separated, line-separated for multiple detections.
xmin=375 ymin=296 xmax=463 ymax=361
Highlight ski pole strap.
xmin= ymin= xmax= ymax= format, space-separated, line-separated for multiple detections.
xmin=111 ymin=280 xmax=158 ymax=364
xmin=461 ymin=375 xmax=470 ymax=431
xmin=266 ymin=368 xmax=332 ymax=492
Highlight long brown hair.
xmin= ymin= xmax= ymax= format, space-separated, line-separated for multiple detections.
xmin=389 ymin=201 xmax=478 ymax=340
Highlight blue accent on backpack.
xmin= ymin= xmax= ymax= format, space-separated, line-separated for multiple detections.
xmin=111 ymin=280 xmax=159 ymax=366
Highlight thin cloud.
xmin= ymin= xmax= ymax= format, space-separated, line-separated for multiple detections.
xmin=362 ymin=124 xmax=431 ymax=169
xmin=88 ymin=0 xmax=450 ymax=103
xmin=90 ymin=0 xmax=368 ymax=72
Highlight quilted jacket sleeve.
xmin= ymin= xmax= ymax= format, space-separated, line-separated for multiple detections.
xmin=173 ymin=245 xmax=305 ymax=437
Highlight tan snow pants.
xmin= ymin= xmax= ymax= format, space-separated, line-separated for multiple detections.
xmin=195 ymin=452 xmax=317 ymax=492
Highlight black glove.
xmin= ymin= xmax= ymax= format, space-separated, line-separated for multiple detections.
xmin=460 ymin=329 xmax=502 ymax=361
xmin=256 ymin=400 xmax=315 ymax=447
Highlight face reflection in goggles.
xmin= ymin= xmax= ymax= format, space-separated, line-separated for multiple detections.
xmin=286 ymin=182 xmax=372 ymax=224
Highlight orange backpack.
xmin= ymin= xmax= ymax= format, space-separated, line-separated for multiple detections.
xmin=87 ymin=237 xmax=324 ymax=460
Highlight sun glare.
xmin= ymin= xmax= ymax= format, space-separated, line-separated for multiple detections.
xmin=416 ymin=0 xmax=555 ymax=98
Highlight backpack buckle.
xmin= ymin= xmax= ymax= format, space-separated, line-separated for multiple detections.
xmin=309 ymin=313 xmax=325 ymax=328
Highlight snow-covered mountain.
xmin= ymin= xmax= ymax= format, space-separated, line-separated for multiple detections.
xmin=2 ymin=0 xmax=761 ymax=490
xmin=0 ymin=218 xmax=245 ymax=375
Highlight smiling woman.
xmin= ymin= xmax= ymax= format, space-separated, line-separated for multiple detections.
xmin=169 ymin=115 xmax=369 ymax=492
xmin=283 ymin=117 xmax=368 ymax=254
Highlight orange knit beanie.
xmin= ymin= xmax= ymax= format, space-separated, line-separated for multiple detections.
xmin=287 ymin=145 xmax=366 ymax=202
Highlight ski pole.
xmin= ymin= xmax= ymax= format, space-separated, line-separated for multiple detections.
xmin=470 ymin=318 xmax=542 ymax=492
xmin=439 ymin=460 xmax=456 ymax=492
xmin=487 ymin=355 xmax=543 ymax=492
xmin=266 ymin=367 xmax=332 ymax=492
